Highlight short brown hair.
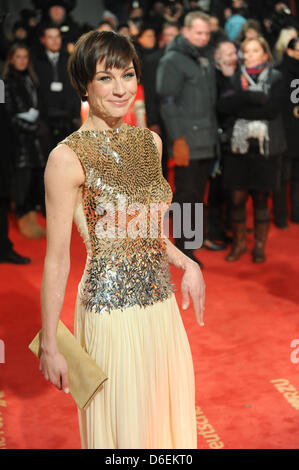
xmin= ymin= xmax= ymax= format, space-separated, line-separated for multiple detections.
xmin=68 ymin=30 xmax=141 ymax=100
xmin=241 ymin=36 xmax=273 ymax=64
xmin=184 ymin=11 xmax=210 ymax=28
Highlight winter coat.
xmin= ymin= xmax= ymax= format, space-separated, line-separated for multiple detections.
xmin=156 ymin=33 xmax=217 ymax=160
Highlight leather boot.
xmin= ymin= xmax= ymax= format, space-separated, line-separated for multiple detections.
xmin=18 ymin=212 xmax=43 ymax=239
xmin=28 ymin=211 xmax=46 ymax=237
xmin=253 ymin=221 xmax=270 ymax=263
xmin=225 ymin=221 xmax=247 ymax=262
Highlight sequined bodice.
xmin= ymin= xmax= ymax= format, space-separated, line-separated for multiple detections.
xmin=60 ymin=124 xmax=175 ymax=314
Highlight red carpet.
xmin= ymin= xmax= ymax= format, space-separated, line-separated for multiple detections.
xmin=0 ymin=199 xmax=299 ymax=449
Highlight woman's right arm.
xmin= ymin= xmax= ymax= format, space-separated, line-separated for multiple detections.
xmin=39 ymin=143 xmax=85 ymax=393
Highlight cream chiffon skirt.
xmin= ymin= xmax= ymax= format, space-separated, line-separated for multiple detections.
xmin=74 ymin=288 xmax=197 ymax=449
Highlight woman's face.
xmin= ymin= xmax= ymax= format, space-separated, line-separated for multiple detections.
xmin=10 ymin=48 xmax=29 ymax=71
xmin=138 ymin=29 xmax=156 ymax=49
xmin=245 ymin=28 xmax=259 ymax=40
xmin=86 ymin=60 xmax=138 ymax=120
xmin=15 ymin=27 xmax=27 ymax=40
xmin=243 ymin=40 xmax=268 ymax=68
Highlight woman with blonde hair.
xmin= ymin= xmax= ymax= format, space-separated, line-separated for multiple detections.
xmin=217 ymin=36 xmax=287 ymax=263
xmin=273 ymin=26 xmax=298 ymax=64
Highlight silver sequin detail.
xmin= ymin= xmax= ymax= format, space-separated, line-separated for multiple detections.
xmin=81 ymin=243 xmax=176 ymax=314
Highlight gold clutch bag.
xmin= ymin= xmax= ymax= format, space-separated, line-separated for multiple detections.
xmin=28 ymin=319 xmax=108 ymax=410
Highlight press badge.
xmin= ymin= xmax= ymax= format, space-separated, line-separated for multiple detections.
xmin=50 ymin=81 xmax=63 ymax=92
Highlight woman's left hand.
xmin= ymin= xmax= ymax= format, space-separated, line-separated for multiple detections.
xmin=181 ymin=260 xmax=205 ymax=327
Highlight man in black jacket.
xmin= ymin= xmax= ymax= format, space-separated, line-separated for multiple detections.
xmin=31 ymin=23 xmax=81 ymax=149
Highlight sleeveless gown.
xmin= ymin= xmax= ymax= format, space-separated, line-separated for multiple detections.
xmin=60 ymin=124 xmax=197 ymax=449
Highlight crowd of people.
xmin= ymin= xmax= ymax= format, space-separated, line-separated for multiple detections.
xmin=0 ymin=0 xmax=298 ymax=267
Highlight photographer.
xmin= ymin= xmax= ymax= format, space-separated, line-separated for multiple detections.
xmin=163 ymin=1 xmax=184 ymax=25
xmin=263 ymin=1 xmax=299 ymax=46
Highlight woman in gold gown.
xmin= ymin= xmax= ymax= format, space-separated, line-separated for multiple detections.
xmin=39 ymin=30 xmax=205 ymax=449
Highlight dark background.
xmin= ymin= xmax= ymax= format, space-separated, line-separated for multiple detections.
xmin=0 ymin=0 xmax=105 ymax=31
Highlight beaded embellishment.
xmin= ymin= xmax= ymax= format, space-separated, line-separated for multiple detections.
xmin=60 ymin=124 xmax=175 ymax=314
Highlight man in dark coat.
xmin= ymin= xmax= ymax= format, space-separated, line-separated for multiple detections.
xmin=156 ymin=10 xmax=222 ymax=267
xmin=31 ymin=22 xmax=81 ymax=149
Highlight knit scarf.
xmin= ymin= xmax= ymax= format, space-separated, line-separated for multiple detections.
xmin=241 ymin=62 xmax=270 ymax=92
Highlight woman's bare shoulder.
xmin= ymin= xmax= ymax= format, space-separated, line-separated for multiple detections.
xmin=45 ymin=143 xmax=85 ymax=186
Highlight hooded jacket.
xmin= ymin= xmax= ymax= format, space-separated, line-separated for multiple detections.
xmin=156 ymin=33 xmax=217 ymax=160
